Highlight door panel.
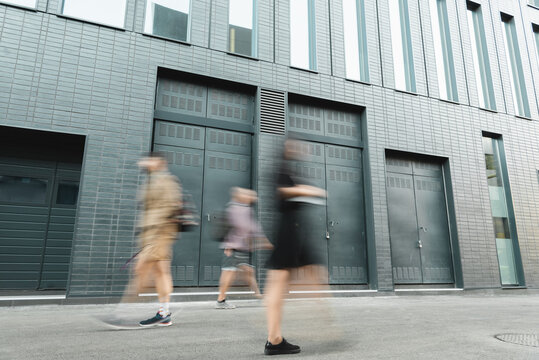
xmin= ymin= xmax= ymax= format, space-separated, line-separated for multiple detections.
xmin=198 ymin=150 xmax=251 ymax=286
xmin=0 ymin=164 xmax=54 ymax=289
xmin=326 ymin=163 xmax=367 ymax=284
xmin=154 ymin=144 xmax=204 ymax=286
xmin=414 ymin=176 xmax=454 ymax=283
xmin=154 ymin=121 xmax=205 ymax=150
xmin=386 ymin=173 xmax=423 ymax=283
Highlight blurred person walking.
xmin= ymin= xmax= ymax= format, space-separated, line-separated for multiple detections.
xmin=129 ymin=152 xmax=182 ymax=327
xmin=263 ymin=139 xmax=327 ymax=356
xmin=215 ymin=187 xmax=269 ymax=309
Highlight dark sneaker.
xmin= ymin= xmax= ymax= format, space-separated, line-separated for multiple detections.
xmin=139 ymin=312 xmax=172 ymax=327
xmin=264 ymin=338 xmax=301 ymax=355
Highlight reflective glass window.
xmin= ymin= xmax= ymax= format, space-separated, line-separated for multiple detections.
xmin=342 ymin=0 xmax=369 ymax=82
xmin=389 ymin=0 xmax=416 ymax=92
xmin=0 ymin=175 xmax=48 ymax=204
xmin=228 ymin=0 xmax=256 ymax=57
xmin=429 ymin=0 xmax=458 ymax=102
xmin=144 ymin=0 xmax=191 ymax=42
xmin=290 ymin=0 xmax=316 ymax=70
xmin=62 ymin=0 xmax=127 ymax=28
xmin=56 ymin=182 xmax=79 ymax=206
xmin=501 ymin=14 xmax=530 ymax=118
xmin=0 ymin=0 xmax=36 ymax=8
xmin=467 ymin=2 xmax=496 ymax=110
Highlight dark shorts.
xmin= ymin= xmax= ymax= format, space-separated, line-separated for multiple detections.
xmin=222 ymin=250 xmax=252 ymax=271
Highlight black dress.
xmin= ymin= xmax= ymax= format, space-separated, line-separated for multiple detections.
xmin=266 ymin=162 xmax=324 ymax=269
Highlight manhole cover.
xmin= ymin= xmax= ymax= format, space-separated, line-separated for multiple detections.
xmin=495 ymin=333 xmax=539 ymax=347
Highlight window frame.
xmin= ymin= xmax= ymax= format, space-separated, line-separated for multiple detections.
xmin=289 ymin=0 xmax=317 ymax=71
xmin=143 ymin=0 xmax=193 ymax=44
xmin=227 ymin=0 xmax=258 ymax=58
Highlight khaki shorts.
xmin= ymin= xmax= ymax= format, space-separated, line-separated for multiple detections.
xmin=139 ymin=224 xmax=177 ymax=262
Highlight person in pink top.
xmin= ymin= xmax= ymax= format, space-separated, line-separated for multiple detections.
xmin=215 ymin=187 xmax=269 ymax=309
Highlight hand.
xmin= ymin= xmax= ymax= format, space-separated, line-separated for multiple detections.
xmin=298 ymin=184 xmax=327 ymax=198
xmin=224 ymin=248 xmax=232 ymax=257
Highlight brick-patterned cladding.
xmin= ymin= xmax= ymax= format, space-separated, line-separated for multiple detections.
xmin=0 ymin=0 xmax=538 ymax=295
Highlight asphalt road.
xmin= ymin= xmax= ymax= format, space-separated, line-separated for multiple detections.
xmin=2 ymin=293 xmax=539 ymax=359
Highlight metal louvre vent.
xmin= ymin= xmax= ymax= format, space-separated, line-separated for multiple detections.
xmin=260 ymin=89 xmax=285 ymax=135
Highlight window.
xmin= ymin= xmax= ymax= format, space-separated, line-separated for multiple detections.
xmin=389 ymin=0 xmax=416 ymax=92
xmin=342 ymin=0 xmax=369 ymax=82
xmin=228 ymin=0 xmax=256 ymax=57
xmin=0 ymin=176 xmax=48 ymax=204
xmin=290 ymin=0 xmax=316 ymax=70
xmin=56 ymin=182 xmax=79 ymax=206
xmin=529 ymin=0 xmax=539 ymax=8
xmin=0 ymin=0 xmax=36 ymax=8
xmin=482 ymin=135 xmax=522 ymax=286
xmin=144 ymin=0 xmax=191 ymax=42
xmin=61 ymin=0 xmax=127 ymax=28
xmin=467 ymin=2 xmax=496 ymax=110
xmin=429 ymin=0 xmax=458 ymax=102
xmin=533 ymin=24 xmax=539 ymax=67
xmin=500 ymin=14 xmax=530 ymax=118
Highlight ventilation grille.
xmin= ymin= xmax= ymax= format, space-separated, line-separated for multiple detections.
xmin=260 ymin=89 xmax=285 ymax=135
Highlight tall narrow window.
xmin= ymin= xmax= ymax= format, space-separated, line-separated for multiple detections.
xmin=228 ymin=0 xmax=256 ymax=57
xmin=1 ymin=0 xmax=36 ymax=8
xmin=342 ymin=0 xmax=369 ymax=82
xmin=389 ymin=0 xmax=416 ymax=92
xmin=501 ymin=14 xmax=531 ymax=118
xmin=533 ymin=24 xmax=539 ymax=71
xmin=467 ymin=2 xmax=496 ymax=110
xmin=429 ymin=0 xmax=458 ymax=102
xmin=483 ymin=135 xmax=522 ymax=286
xmin=290 ymin=0 xmax=316 ymax=70
xmin=62 ymin=0 xmax=127 ymax=28
xmin=144 ymin=0 xmax=191 ymax=42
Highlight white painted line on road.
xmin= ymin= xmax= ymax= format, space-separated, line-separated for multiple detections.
xmin=0 ymin=295 xmax=66 ymax=301
xmin=395 ymin=288 xmax=463 ymax=292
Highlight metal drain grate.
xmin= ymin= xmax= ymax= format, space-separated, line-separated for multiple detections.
xmin=495 ymin=333 xmax=539 ymax=347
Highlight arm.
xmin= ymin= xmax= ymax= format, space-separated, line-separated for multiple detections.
xmin=278 ymin=184 xmax=326 ymax=199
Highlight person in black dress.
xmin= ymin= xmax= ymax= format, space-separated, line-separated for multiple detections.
xmin=264 ymin=139 xmax=326 ymax=356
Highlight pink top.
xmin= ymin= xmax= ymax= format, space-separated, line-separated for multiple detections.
xmin=222 ymin=202 xmax=263 ymax=251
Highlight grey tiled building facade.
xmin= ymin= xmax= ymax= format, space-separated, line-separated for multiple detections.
xmin=1 ymin=0 xmax=539 ymax=297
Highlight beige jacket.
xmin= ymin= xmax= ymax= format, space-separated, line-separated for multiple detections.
xmin=139 ymin=170 xmax=182 ymax=229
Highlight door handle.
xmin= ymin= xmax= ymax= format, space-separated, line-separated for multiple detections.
xmin=417 ymin=240 xmax=423 ymax=248
xmin=326 ymin=231 xmax=330 ymax=240
xmin=207 ymin=213 xmax=211 ymax=222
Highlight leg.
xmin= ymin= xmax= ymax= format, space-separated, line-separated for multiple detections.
xmin=217 ymin=270 xmax=236 ymax=302
xmin=239 ymin=265 xmax=261 ymax=298
xmin=153 ymin=260 xmax=172 ymax=304
xmin=121 ymin=255 xmax=155 ymax=303
xmin=265 ymin=269 xmax=290 ymax=344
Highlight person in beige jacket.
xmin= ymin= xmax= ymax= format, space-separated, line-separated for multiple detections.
xmin=135 ymin=152 xmax=182 ymax=327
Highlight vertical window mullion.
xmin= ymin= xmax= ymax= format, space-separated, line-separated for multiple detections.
xmin=356 ymin=0 xmax=369 ymax=82
xmin=400 ymin=0 xmax=416 ymax=92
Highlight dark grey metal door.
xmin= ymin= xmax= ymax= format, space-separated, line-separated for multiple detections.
xmin=153 ymin=121 xmax=206 ymax=287
xmin=198 ymin=129 xmax=251 ymax=286
xmin=153 ymin=122 xmax=252 ymax=286
xmin=0 ymin=162 xmax=80 ymax=290
xmin=386 ymin=156 xmax=454 ymax=284
xmin=326 ymin=145 xmax=367 ymax=284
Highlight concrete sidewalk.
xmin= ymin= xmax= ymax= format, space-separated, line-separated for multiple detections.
xmin=2 ymin=294 xmax=538 ymax=359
